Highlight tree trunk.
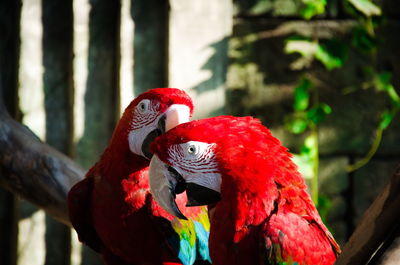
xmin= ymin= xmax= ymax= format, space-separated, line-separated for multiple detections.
xmin=131 ymin=0 xmax=169 ymax=94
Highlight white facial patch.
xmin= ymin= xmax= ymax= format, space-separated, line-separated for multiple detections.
xmin=128 ymin=102 xmax=192 ymax=158
xmin=128 ymin=99 xmax=160 ymax=157
xmin=168 ymin=141 xmax=222 ymax=192
xmin=128 ymin=121 xmax=158 ymax=157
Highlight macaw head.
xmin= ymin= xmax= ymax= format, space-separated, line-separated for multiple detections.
xmin=113 ymin=88 xmax=193 ymax=159
xmin=149 ymin=115 xmax=290 ymax=219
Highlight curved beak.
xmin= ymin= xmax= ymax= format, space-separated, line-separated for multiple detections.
xmin=149 ymin=155 xmax=188 ymax=220
xmin=149 ymin=155 xmax=221 ymax=219
xmin=141 ymin=104 xmax=190 ymax=159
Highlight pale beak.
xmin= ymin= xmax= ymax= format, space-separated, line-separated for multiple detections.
xmin=164 ymin=104 xmax=190 ymax=131
xmin=141 ymin=104 xmax=190 ymax=159
xmin=149 ymin=155 xmax=187 ymax=220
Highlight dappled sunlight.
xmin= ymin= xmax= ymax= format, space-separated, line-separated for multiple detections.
xmin=169 ymin=0 xmax=232 ymax=119
xmin=18 ymin=0 xmax=44 ymax=140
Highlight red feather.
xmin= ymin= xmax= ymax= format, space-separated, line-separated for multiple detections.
xmin=68 ymin=88 xmax=200 ymax=265
xmin=152 ymin=115 xmax=341 ymax=265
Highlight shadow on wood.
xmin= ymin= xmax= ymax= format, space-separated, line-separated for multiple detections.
xmin=0 ymin=96 xmax=84 ymax=226
xmin=336 ymin=165 xmax=400 ymax=265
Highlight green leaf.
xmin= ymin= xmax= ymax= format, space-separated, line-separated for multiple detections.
xmin=300 ymin=0 xmax=327 ymax=20
xmin=307 ymin=103 xmax=332 ymax=124
xmin=347 ymin=0 xmax=381 ymax=16
xmin=352 ymin=27 xmax=378 ymax=53
xmin=374 ymin=71 xmax=392 ymax=91
xmin=387 ymin=86 xmax=400 ymax=105
xmin=373 ymin=71 xmax=400 ymax=104
xmin=315 ymin=40 xmax=348 ymax=70
xmin=294 ymin=78 xmax=312 ymax=111
xmin=285 ymin=113 xmax=309 ymax=134
xmin=379 ymin=110 xmax=395 ymax=129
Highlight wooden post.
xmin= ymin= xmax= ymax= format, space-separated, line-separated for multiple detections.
xmin=335 ymin=165 xmax=400 ymax=264
xmin=42 ymin=0 xmax=74 ymax=264
xmin=0 ymin=1 xmax=22 ymax=265
xmin=131 ymin=0 xmax=169 ymax=94
xmin=76 ymin=1 xmax=121 ymax=264
xmin=0 ymin=104 xmax=84 ymax=226
xmin=76 ymin=0 xmax=121 ymax=169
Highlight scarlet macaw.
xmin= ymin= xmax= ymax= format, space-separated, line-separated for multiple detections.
xmin=149 ymin=115 xmax=341 ymax=265
xmin=68 ymin=88 xmax=211 ymax=265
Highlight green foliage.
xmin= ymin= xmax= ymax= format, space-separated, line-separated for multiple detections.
xmin=351 ymin=27 xmax=378 ymax=53
xmin=307 ymin=103 xmax=332 ymax=124
xmin=347 ymin=0 xmax=381 ymax=16
xmin=285 ymin=113 xmax=309 ymax=134
xmin=379 ymin=110 xmax=396 ymax=130
xmin=284 ymin=76 xmax=330 ymax=204
xmin=374 ymin=71 xmax=392 ymax=92
xmin=282 ymin=0 xmax=397 ymax=205
xmin=300 ymin=0 xmax=326 ymax=19
xmin=315 ymin=40 xmax=348 ymax=70
xmin=285 ymin=78 xmax=333 ymax=136
xmin=285 ymin=39 xmax=348 ymax=70
xmin=294 ymin=78 xmax=311 ymax=111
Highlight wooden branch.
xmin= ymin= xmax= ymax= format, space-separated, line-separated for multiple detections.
xmin=335 ymin=165 xmax=400 ymax=265
xmin=0 ymin=108 xmax=85 ymax=226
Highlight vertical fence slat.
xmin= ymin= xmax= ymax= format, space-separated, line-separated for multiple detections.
xmin=76 ymin=0 xmax=121 ymax=264
xmin=0 ymin=1 xmax=22 ymax=265
xmin=42 ymin=0 xmax=74 ymax=265
xmin=77 ymin=0 xmax=121 ymax=169
xmin=131 ymin=0 xmax=169 ymax=94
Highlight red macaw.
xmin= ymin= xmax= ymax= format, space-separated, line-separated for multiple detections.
xmin=68 ymin=88 xmax=211 ymax=265
xmin=149 ymin=115 xmax=341 ymax=265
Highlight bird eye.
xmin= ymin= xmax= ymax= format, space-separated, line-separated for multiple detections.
xmin=187 ymin=145 xmax=197 ymax=155
xmin=137 ymin=99 xmax=150 ymax=114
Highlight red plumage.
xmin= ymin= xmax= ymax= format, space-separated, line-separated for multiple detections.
xmin=68 ymin=88 xmax=201 ymax=265
xmin=151 ymin=115 xmax=341 ymax=265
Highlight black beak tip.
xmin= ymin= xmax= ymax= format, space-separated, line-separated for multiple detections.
xmin=176 ymin=211 xmax=188 ymax=220
xmin=170 ymin=197 xmax=188 ymax=220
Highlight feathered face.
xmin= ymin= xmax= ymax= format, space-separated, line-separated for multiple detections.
xmin=148 ymin=116 xmax=248 ymax=219
xmin=149 ymin=116 xmax=287 ymax=219
xmin=119 ymin=88 xmax=193 ymax=159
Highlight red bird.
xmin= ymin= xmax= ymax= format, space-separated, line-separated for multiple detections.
xmin=68 ymin=88 xmax=211 ymax=265
xmin=149 ymin=116 xmax=341 ymax=265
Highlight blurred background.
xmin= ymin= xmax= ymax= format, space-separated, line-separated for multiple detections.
xmin=0 ymin=0 xmax=399 ymax=264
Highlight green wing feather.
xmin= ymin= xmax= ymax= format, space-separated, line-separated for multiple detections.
xmin=162 ymin=206 xmax=211 ymax=265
